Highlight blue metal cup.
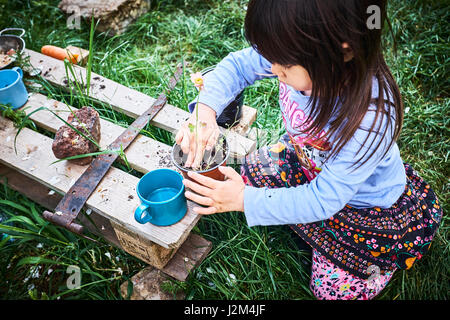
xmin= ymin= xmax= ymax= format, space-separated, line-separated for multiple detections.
xmin=0 ymin=67 xmax=28 ymax=110
xmin=134 ymin=169 xmax=187 ymax=226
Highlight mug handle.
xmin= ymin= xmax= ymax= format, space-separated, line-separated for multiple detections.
xmin=12 ymin=67 xmax=23 ymax=79
xmin=134 ymin=204 xmax=153 ymax=224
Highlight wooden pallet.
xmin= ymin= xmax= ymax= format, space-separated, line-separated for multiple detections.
xmin=25 ymin=49 xmax=256 ymax=159
xmin=0 ymin=50 xmax=258 ymax=283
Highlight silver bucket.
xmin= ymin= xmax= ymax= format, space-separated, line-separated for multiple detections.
xmin=0 ymin=28 xmax=26 ymax=70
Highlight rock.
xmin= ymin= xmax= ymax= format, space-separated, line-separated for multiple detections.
xmin=52 ymin=107 xmax=101 ymax=166
xmin=58 ymin=0 xmax=151 ymax=36
xmin=119 ymin=267 xmax=185 ymax=300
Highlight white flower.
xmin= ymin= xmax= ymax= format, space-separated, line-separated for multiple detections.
xmin=405 ymin=107 xmax=410 ymax=114
xmin=30 ymin=266 xmax=40 ymax=279
xmin=104 ymin=252 xmax=111 ymax=259
xmin=226 ymin=273 xmax=237 ymax=286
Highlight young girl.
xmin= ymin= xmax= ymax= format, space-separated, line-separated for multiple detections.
xmin=175 ymin=0 xmax=443 ymax=300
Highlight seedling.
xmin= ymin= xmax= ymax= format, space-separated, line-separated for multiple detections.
xmin=180 ymin=72 xmax=230 ymax=172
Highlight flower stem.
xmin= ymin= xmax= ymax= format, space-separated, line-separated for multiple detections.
xmin=195 ymin=93 xmax=200 ymax=144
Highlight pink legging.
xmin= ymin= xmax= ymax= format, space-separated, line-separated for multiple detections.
xmin=309 ymin=250 xmax=395 ymax=300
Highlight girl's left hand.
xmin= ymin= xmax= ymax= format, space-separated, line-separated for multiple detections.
xmin=183 ymin=166 xmax=245 ymax=214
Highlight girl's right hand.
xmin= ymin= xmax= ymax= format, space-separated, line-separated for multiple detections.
xmin=175 ymin=103 xmax=221 ymax=169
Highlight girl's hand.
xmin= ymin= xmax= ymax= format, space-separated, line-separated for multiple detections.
xmin=175 ymin=103 xmax=221 ymax=169
xmin=183 ymin=166 xmax=245 ymax=214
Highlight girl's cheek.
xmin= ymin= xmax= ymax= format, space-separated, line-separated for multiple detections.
xmin=291 ymin=79 xmax=312 ymax=92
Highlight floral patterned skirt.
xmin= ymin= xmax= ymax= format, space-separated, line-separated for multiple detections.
xmin=240 ymin=141 xmax=443 ymax=299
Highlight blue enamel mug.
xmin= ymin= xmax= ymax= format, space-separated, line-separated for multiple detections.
xmin=134 ymin=169 xmax=187 ymax=226
xmin=0 ymin=67 xmax=28 ymax=110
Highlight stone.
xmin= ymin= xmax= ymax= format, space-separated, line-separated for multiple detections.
xmin=58 ymin=0 xmax=151 ymax=36
xmin=120 ymin=266 xmax=185 ymax=300
xmin=52 ymin=106 xmax=101 ymax=166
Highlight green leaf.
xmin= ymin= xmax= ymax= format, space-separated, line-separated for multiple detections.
xmin=13 ymin=106 xmax=45 ymax=154
xmin=50 ymin=149 xmax=118 ymax=165
xmin=16 ymin=256 xmax=64 ymax=267
xmin=4 ymin=215 xmax=38 ymax=229
xmin=0 ymin=200 xmax=30 ymax=214
xmin=29 ymin=204 xmax=48 ymax=227
xmin=86 ymin=15 xmax=95 ymax=96
xmin=0 ymin=224 xmax=69 ymax=245
xmin=0 ymin=235 xmax=12 ymax=248
xmin=29 ymin=289 xmax=39 ymax=300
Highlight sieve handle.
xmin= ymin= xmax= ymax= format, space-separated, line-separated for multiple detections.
xmin=0 ymin=28 xmax=25 ymax=38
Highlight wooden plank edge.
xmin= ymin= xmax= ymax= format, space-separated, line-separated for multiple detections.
xmin=0 ymin=163 xmax=211 ymax=281
xmin=120 ymin=233 xmax=212 ymax=300
xmin=24 ymin=49 xmax=256 ymax=158
xmin=0 ymin=116 xmax=198 ymax=250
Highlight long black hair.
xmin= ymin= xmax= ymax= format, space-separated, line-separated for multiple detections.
xmin=245 ymin=0 xmax=403 ymax=169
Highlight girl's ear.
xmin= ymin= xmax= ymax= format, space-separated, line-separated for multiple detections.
xmin=342 ymin=42 xmax=354 ymax=62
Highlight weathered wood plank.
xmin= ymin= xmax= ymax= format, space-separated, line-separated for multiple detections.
xmin=120 ymin=267 xmax=185 ymax=300
xmin=25 ymin=49 xmax=256 ymax=158
xmin=161 ymin=232 xmax=212 ymax=280
xmin=65 ymin=45 xmax=90 ymax=66
xmin=230 ymin=105 xmax=258 ymax=136
xmin=119 ymin=233 xmax=211 ymax=300
xmin=0 ymin=163 xmax=212 ymax=281
xmin=0 ymin=163 xmax=122 ymax=247
xmin=0 ymin=116 xmax=198 ymax=251
xmin=23 ymin=93 xmax=176 ymax=173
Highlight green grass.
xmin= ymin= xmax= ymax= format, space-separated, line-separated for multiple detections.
xmin=0 ymin=0 xmax=448 ymax=300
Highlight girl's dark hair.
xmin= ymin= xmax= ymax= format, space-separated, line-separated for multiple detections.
xmin=245 ymin=0 xmax=403 ymax=169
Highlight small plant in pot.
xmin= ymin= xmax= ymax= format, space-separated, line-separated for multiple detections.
xmin=172 ymin=132 xmax=230 ymax=181
xmin=172 ymin=71 xmax=231 ymax=181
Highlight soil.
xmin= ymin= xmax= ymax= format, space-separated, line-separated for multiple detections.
xmin=0 ymin=49 xmax=15 ymax=68
xmin=0 ymin=53 xmax=12 ymax=69
xmin=174 ymin=138 xmax=228 ymax=172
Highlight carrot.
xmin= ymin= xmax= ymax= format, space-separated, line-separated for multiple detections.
xmin=41 ymin=45 xmax=79 ymax=64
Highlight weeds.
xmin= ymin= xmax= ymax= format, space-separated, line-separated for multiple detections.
xmin=0 ymin=0 xmax=448 ymax=300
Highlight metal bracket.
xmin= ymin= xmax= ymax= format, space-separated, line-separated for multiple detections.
xmin=43 ymin=62 xmax=185 ymax=237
